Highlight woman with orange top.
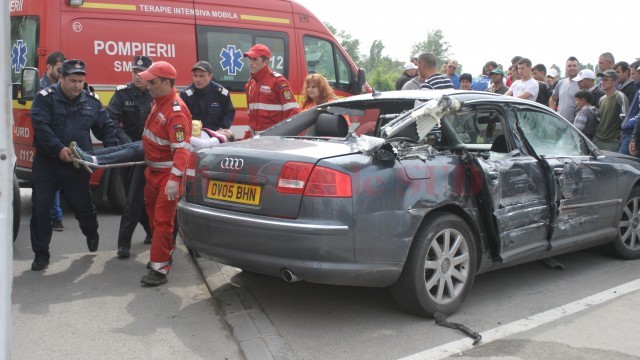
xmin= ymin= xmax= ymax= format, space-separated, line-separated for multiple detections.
xmin=300 ymin=73 xmax=338 ymax=111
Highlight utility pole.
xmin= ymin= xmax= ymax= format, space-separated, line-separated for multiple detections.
xmin=1 ymin=2 xmax=14 ymax=358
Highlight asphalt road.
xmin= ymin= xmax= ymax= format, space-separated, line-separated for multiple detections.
xmin=225 ymin=248 xmax=640 ymax=359
xmin=12 ymin=188 xmax=640 ymax=359
xmin=11 ymin=189 xmax=242 ymax=360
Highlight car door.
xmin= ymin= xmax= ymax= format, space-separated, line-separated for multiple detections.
xmin=454 ymin=106 xmax=552 ymax=263
xmin=514 ymin=108 xmax=620 ymax=251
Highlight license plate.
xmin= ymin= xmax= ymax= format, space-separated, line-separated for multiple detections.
xmin=206 ymin=180 xmax=261 ymax=205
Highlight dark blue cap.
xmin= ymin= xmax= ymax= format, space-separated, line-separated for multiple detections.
xmin=192 ymin=60 xmax=213 ymax=74
xmin=61 ymin=59 xmax=86 ymax=75
xmin=132 ymin=56 xmax=152 ymax=71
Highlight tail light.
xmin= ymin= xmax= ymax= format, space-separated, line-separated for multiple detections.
xmin=277 ymin=161 xmax=352 ymax=197
xmin=276 ymin=162 xmax=313 ymax=194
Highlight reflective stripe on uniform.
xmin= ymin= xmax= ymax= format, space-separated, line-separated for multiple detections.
xmin=143 ymin=128 xmax=170 ymax=146
xmin=282 ymin=102 xmax=300 ymax=111
xmin=171 ymin=167 xmax=183 ymax=177
xmin=149 ymin=261 xmax=170 ymax=274
xmin=146 ymin=160 xmax=173 ymax=169
xmin=171 ymin=142 xmax=192 ymax=151
xmin=186 ymin=169 xmax=195 ymax=177
xmin=248 ymin=102 xmax=298 ymax=111
xmin=249 ymin=103 xmax=283 ymax=111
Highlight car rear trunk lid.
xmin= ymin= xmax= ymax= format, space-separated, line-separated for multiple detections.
xmin=184 ymin=137 xmax=358 ymax=218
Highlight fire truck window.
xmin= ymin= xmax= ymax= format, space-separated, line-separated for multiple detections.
xmin=10 ymin=16 xmax=39 ymax=84
xmin=197 ymin=26 xmax=288 ymax=92
xmin=303 ymin=36 xmax=353 ymax=93
xmin=303 ymin=36 xmax=338 ymax=87
xmin=336 ymin=50 xmax=351 ymax=92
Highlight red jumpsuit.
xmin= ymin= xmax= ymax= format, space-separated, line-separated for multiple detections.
xmin=245 ymin=65 xmax=301 ymax=133
xmin=142 ymin=92 xmax=192 ymax=274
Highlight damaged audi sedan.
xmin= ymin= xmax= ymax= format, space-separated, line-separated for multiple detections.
xmin=178 ymin=90 xmax=640 ymax=317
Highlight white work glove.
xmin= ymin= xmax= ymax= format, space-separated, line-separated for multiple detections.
xmin=165 ymin=180 xmax=180 ymax=201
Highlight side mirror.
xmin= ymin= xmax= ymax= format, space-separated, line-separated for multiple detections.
xmin=16 ymin=67 xmax=40 ymax=104
xmin=351 ymin=68 xmax=366 ymax=94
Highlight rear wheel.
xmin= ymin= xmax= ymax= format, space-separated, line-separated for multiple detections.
xmin=13 ymin=173 xmax=21 ymax=242
xmin=391 ymin=212 xmax=477 ymax=317
xmin=613 ymin=187 xmax=640 ymax=259
xmin=187 ymin=246 xmax=200 ymax=258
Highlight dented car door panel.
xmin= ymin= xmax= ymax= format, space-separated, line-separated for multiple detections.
xmin=476 ymin=155 xmax=550 ymax=263
xmin=544 ymin=157 xmax=620 ymax=250
xmin=513 ymin=106 xmax=623 ymax=252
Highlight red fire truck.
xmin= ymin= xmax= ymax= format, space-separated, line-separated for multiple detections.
xmin=10 ymin=0 xmax=367 ymax=211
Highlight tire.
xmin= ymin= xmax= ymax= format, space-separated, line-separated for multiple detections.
xmin=612 ymin=187 xmax=640 ymax=259
xmin=187 ymin=246 xmax=200 ymax=258
xmin=107 ymin=169 xmax=127 ymax=212
xmin=391 ymin=212 xmax=477 ymax=317
xmin=12 ymin=173 xmax=21 ymax=242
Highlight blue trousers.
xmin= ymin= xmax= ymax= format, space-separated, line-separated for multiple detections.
xmin=92 ymin=142 xmax=144 ymax=165
xmin=50 ymin=189 xmax=62 ymax=221
xmin=30 ymin=155 xmax=98 ymax=260
xmin=619 ymin=134 xmax=634 ymax=155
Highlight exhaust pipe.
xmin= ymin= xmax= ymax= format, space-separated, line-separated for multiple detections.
xmin=281 ymin=268 xmax=301 ymax=282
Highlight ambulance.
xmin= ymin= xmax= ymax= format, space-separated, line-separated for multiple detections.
xmin=10 ymin=0 xmax=368 ymax=210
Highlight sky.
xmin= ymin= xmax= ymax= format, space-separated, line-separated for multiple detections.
xmin=296 ymin=0 xmax=639 ymax=78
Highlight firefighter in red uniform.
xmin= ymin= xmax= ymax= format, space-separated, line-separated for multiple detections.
xmin=243 ymin=44 xmax=301 ymax=137
xmin=137 ymin=61 xmax=192 ymax=286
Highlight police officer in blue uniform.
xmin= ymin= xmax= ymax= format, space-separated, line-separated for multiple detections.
xmin=108 ymin=56 xmax=153 ymax=144
xmin=30 ymin=59 xmax=118 ymax=271
xmin=180 ymin=60 xmax=235 ymax=130
xmin=107 ymin=55 xmax=154 ymax=258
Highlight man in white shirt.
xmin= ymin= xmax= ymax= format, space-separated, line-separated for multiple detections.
xmin=505 ymin=58 xmax=539 ymax=101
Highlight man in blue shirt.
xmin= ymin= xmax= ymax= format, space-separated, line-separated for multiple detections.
xmin=39 ymin=52 xmax=65 ymax=89
xmin=471 ymin=61 xmax=497 ymax=91
xmin=624 ymin=61 xmax=640 ymax=156
xmin=445 ymin=59 xmax=460 ymax=89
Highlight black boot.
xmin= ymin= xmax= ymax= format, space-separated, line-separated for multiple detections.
xmin=86 ymin=232 xmax=99 ymax=252
xmin=140 ymin=269 xmax=167 ymax=286
xmin=117 ymin=247 xmax=130 ymax=259
xmin=31 ymin=257 xmax=50 ymax=271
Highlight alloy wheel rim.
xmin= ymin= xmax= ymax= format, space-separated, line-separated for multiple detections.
xmin=619 ymin=197 xmax=640 ymax=251
xmin=424 ymin=228 xmax=470 ymax=305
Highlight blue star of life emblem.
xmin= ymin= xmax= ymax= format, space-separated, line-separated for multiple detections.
xmin=11 ymin=40 xmax=28 ymax=74
xmin=220 ymin=45 xmax=244 ymax=76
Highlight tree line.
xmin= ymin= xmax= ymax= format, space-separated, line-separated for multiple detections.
xmin=324 ymin=23 xmax=454 ymax=91
xmin=325 ymin=23 xmax=595 ymax=91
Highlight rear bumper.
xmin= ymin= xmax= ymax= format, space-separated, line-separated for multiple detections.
xmin=177 ymin=201 xmax=403 ymax=287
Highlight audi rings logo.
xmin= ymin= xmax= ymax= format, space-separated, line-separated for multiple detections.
xmin=220 ymin=158 xmax=244 ymax=170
